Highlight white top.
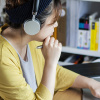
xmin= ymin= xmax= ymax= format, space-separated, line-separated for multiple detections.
xmin=18 ymin=44 xmax=37 ymax=93
xmin=1 ymin=35 xmax=37 ymax=92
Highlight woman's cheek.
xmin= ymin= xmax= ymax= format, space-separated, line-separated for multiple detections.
xmin=37 ymin=25 xmax=54 ymax=38
xmin=42 ymin=28 xmax=53 ymax=36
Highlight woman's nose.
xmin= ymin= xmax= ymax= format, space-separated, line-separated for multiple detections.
xmin=53 ymin=21 xmax=58 ymax=28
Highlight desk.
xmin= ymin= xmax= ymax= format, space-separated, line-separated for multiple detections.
xmin=53 ymin=63 xmax=100 ymax=100
xmin=53 ymin=88 xmax=82 ymax=100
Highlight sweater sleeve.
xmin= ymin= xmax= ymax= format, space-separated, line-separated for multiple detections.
xmin=54 ymin=64 xmax=80 ymax=92
xmin=0 ymin=45 xmax=52 ymax=100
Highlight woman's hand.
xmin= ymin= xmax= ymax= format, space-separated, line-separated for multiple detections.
xmin=71 ymin=75 xmax=100 ymax=98
xmin=41 ymin=36 xmax=62 ymax=66
xmin=89 ymin=79 xmax=100 ymax=98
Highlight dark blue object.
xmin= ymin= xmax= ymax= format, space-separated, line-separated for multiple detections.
xmin=63 ymin=62 xmax=100 ymax=77
xmin=6 ymin=0 xmax=52 ymax=24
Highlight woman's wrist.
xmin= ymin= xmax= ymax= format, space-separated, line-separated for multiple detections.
xmin=86 ymin=78 xmax=95 ymax=90
xmin=45 ymin=59 xmax=58 ymax=68
xmin=87 ymin=78 xmax=99 ymax=90
xmin=71 ymin=75 xmax=95 ymax=89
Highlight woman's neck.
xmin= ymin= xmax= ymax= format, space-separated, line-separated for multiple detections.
xmin=2 ymin=26 xmax=31 ymax=48
xmin=1 ymin=26 xmax=31 ymax=60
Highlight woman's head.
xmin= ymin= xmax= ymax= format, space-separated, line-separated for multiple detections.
xmin=6 ymin=0 xmax=62 ymax=29
xmin=5 ymin=0 xmax=62 ymax=42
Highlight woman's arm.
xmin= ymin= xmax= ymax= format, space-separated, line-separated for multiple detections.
xmin=71 ymin=75 xmax=91 ymax=89
xmin=41 ymin=36 xmax=62 ymax=98
xmin=41 ymin=61 xmax=57 ymax=97
xmin=71 ymin=75 xmax=100 ymax=98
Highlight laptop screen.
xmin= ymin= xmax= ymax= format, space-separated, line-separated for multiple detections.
xmin=63 ymin=62 xmax=100 ymax=77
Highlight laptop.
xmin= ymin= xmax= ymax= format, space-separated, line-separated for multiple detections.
xmin=62 ymin=62 xmax=100 ymax=100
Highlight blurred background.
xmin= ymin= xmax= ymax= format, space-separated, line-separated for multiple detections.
xmin=0 ymin=0 xmax=100 ymax=66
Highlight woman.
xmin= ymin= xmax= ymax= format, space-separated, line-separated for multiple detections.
xmin=0 ymin=0 xmax=100 ymax=100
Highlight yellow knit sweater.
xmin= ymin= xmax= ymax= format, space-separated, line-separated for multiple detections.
xmin=0 ymin=24 xmax=79 ymax=100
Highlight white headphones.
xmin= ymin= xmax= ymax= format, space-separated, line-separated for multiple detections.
xmin=23 ymin=0 xmax=40 ymax=35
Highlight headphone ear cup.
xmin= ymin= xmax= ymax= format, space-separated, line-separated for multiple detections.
xmin=36 ymin=18 xmax=41 ymax=25
xmin=24 ymin=19 xmax=40 ymax=35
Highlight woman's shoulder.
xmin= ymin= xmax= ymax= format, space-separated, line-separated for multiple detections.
xmin=0 ymin=23 xmax=10 ymax=46
xmin=0 ymin=35 xmax=20 ymax=66
xmin=0 ymin=23 xmax=9 ymax=34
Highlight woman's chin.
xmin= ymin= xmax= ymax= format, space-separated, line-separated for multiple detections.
xmin=36 ymin=38 xmax=45 ymax=42
xmin=36 ymin=35 xmax=53 ymax=42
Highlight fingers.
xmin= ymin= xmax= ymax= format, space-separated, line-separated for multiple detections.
xmin=58 ymin=43 xmax=62 ymax=52
xmin=49 ymin=37 xmax=55 ymax=46
xmin=44 ymin=36 xmax=50 ymax=45
xmin=58 ymin=43 xmax=62 ymax=48
xmin=54 ymin=40 xmax=58 ymax=47
xmin=44 ymin=37 xmax=62 ymax=49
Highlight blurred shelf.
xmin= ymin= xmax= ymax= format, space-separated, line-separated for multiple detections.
xmin=62 ymin=46 xmax=100 ymax=57
xmin=58 ymin=61 xmax=74 ymax=66
xmin=80 ymin=0 xmax=100 ymax=2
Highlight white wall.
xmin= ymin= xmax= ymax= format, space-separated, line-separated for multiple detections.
xmin=61 ymin=0 xmax=66 ymax=4
xmin=0 ymin=0 xmax=6 ymax=16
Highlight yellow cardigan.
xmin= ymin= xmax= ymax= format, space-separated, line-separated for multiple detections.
xmin=0 ymin=24 xmax=79 ymax=100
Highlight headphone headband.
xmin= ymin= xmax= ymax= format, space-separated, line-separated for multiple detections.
xmin=33 ymin=0 xmax=40 ymax=15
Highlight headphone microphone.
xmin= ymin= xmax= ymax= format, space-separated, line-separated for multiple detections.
xmin=23 ymin=0 xmax=40 ymax=35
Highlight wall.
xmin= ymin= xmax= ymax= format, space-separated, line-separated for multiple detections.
xmin=79 ymin=1 xmax=100 ymax=18
xmin=0 ymin=0 xmax=5 ymax=16
xmin=62 ymin=0 xmax=66 ymax=4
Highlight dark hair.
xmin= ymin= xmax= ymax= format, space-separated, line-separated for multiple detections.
xmin=6 ymin=0 xmax=62 ymax=29
xmin=6 ymin=0 xmax=29 ymax=9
